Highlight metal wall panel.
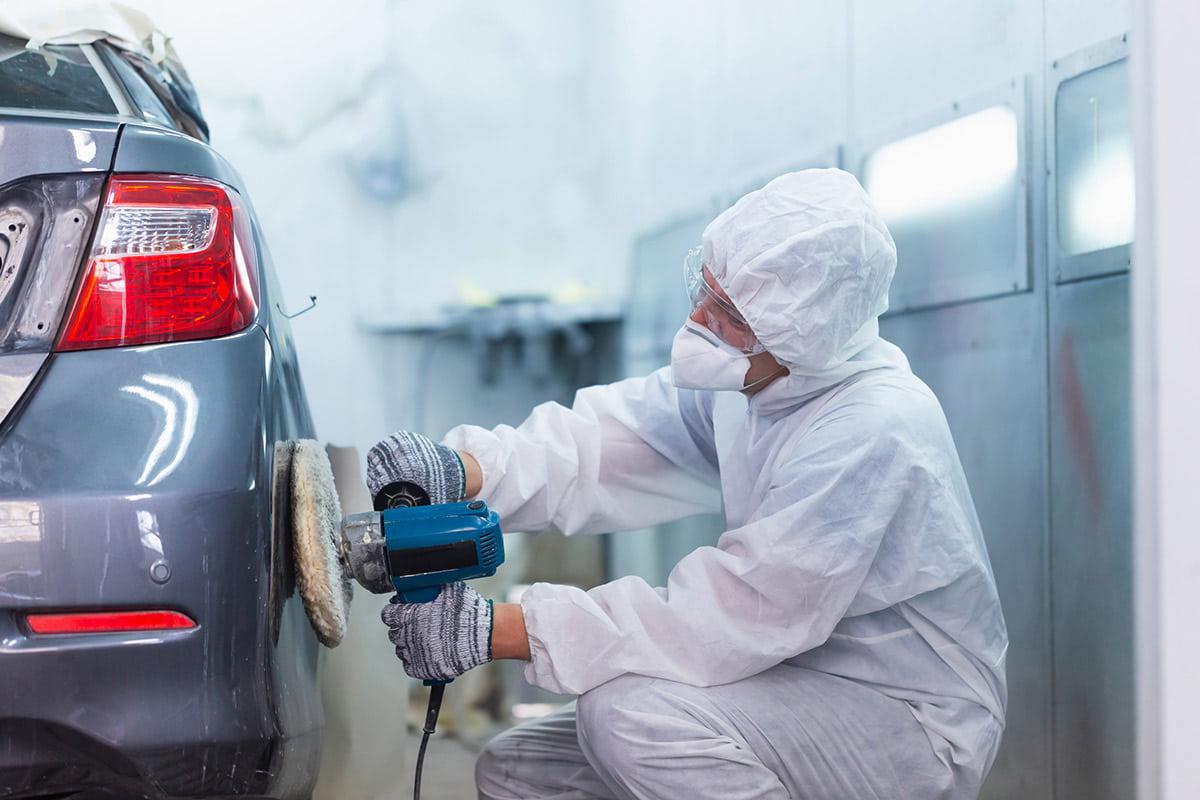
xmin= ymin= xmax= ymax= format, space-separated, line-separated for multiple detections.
xmin=1045 ymin=0 xmax=1133 ymax=61
xmin=852 ymin=0 xmax=1042 ymax=133
xmin=610 ymin=214 xmax=723 ymax=584
xmin=717 ymin=146 xmax=842 ymax=211
xmin=623 ymin=214 xmax=709 ymax=375
xmin=1049 ymin=273 xmax=1133 ymax=800
xmin=880 ymin=291 xmax=1050 ymax=800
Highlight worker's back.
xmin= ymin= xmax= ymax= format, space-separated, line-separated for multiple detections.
xmin=721 ymin=359 xmax=1007 ymax=798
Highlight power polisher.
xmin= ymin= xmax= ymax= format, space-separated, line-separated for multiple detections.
xmin=339 ymin=480 xmax=505 ymax=604
xmin=340 ymin=479 xmax=506 ymax=799
xmin=286 ymin=441 xmax=505 ymax=800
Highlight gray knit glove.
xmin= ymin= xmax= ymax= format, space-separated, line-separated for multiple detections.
xmin=366 ymin=431 xmax=466 ymax=505
xmin=381 ymin=582 xmax=493 ymax=682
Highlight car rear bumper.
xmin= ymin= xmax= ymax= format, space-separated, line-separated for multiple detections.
xmin=0 ymin=327 xmax=322 ymax=799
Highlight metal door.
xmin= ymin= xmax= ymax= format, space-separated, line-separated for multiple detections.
xmin=1049 ymin=273 xmax=1133 ymax=800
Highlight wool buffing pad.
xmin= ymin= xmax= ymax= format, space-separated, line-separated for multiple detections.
xmin=290 ymin=439 xmax=352 ymax=648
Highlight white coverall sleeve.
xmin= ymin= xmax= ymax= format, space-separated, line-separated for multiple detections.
xmin=441 ymin=367 xmax=723 ymax=536
xmin=519 ymin=403 xmax=925 ymax=695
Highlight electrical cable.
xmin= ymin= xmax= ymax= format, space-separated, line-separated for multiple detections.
xmin=413 ymin=682 xmax=446 ymax=800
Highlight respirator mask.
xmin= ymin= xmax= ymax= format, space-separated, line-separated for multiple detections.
xmin=670 ymin=319 xmax=753 ymax=391
xmin=670 ymin=248 xmax=778 ymax=391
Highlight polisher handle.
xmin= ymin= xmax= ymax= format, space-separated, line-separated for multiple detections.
xmin=394 ymin=586 xmax=443 ymax=603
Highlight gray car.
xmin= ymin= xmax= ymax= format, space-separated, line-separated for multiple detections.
xmin=0 ymin=34 xmax=324 ymax=799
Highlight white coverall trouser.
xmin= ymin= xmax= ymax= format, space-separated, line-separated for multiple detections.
xmin=476 ymin=663 xmax=952 ymax=800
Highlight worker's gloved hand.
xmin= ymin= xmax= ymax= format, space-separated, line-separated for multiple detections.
xmin=366 ymin=431 xmax=465 ymax=505
xmin=381 ymin=582 xmax=493 ymax=682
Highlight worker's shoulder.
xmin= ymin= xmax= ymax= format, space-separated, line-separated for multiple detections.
xmin=816 ymin=367 xmax=950 ymax=439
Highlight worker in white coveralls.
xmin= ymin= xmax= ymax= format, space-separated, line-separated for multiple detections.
xmin=367 ymin=168 xmax=1007 ymax=800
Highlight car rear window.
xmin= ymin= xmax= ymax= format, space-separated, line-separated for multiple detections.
xmin=0 ymin=34 xmax=117 ymax=115
xmin=99 ymin=44 xmax=175 ymax=128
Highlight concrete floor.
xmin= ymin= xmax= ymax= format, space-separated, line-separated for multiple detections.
xmin=403 ymin=729 xmax=482 ymax=799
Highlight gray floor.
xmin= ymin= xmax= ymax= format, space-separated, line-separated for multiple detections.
xmin=404 ymin=729 xmax=482 ymax=799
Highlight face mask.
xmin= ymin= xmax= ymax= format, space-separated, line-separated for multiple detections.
xmin=670 ymin=319 xmax=752 ymax=391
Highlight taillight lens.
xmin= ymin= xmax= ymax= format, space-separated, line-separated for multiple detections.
xmin=25 ymin=609 xmax=197 ymax=634
xmin=56 ymin=175 xmax=259 ymax=351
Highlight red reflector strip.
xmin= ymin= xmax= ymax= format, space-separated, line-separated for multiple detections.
xmin=26 ymin=609 xmax=196 ymax=634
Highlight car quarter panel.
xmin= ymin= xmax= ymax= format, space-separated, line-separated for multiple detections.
xmin=112 ymin=122 xmax=244 ymax=195
xmin=0 ymin=115 xmax=117 ymax=186
xmin=0 ymin=326 xmax=321 ymax=799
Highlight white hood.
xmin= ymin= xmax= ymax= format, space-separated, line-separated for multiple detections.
xmin=701 ymin=168 xmax=902 ymax=407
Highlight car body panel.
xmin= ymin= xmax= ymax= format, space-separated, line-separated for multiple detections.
xmin=113 ymin=122 xmax=243 ymax=194
xmin=0 ymin=115 xmax=117 ymax=186
xmin=0 ymin=326 xmax=322 ymax=798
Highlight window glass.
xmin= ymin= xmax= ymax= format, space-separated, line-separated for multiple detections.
xmin=625 ymin=216 xmax=706 ymax=375
xmin=1055 ymin=58 xmax=1133 ymax=256
xmin=100 ymin=45 xmax=175 ymax=128
xmin=862 ymin=104 xmax=1024 ymax=312
xmin=113 ymin=49 xmax=209 ymax=142
xmin=0 ymin=34 xmax=117 ymax=115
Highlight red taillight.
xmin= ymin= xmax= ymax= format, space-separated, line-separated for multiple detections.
xmin=56 ymin=174 xmax=259 ymax=351
xmin=25 ymin=609 xmax=197 ymax=634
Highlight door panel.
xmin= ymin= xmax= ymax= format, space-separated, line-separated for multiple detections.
xmin=1049 ymin=273 xmax=1133 ymax=800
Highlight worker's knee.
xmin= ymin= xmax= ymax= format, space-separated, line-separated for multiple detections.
xmin=577 ymin=674 xmax=682 ymax=772
xmin=475 ymin=727 xmax=519 ymax=799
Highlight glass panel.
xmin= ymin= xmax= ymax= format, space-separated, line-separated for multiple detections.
xmin=100 ymin=45 xmax=176 ymax=128
xmin=624 ymin=215 xmax=707 ymax=375
xmin=1056 ymin=58 xmax=1134 ymax=256
xmin=862 ymin=105 xmax=1023 ymax=312
xmin=0 ymin=35 xmax=117 ymax=115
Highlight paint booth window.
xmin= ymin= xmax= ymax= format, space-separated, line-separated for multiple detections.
xmin=0 ymin=35 xmax=117 ymax=115
xmin=862 ymin=103 xmax=1025 ymax=313
xmin=624 ymin=216 xmax=706 ymax=375
xmin=1056 ymin=58 xmax=1133 ymax=257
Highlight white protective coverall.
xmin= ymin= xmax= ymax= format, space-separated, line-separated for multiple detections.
xmin=444 ymin=169 xmax=1008 ymax=800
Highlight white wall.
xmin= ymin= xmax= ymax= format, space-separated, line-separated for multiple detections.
xmin=604 ymin=1 xmax=848 ymax=229
xmin=1133 ymin=1 xmax=1200 ymax=797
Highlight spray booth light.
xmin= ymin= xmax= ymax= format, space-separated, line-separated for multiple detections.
xmin=1064 ymin=143 xmax=1135 ymax=253
xmin=1056 ymin=58 xmax=1135 ymax=256
xmin=863 ymin=105 xmax=1019 ymax=221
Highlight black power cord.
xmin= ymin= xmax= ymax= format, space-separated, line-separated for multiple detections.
xmin=414 ymin=682 xmax=446 ymax=800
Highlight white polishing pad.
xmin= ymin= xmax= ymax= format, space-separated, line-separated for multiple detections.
xmin=290 ymin=439 xmax=352 ymax=648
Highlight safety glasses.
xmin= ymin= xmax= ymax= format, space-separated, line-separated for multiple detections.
xmin=683 ymin=247 xmax=765 ymax=354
